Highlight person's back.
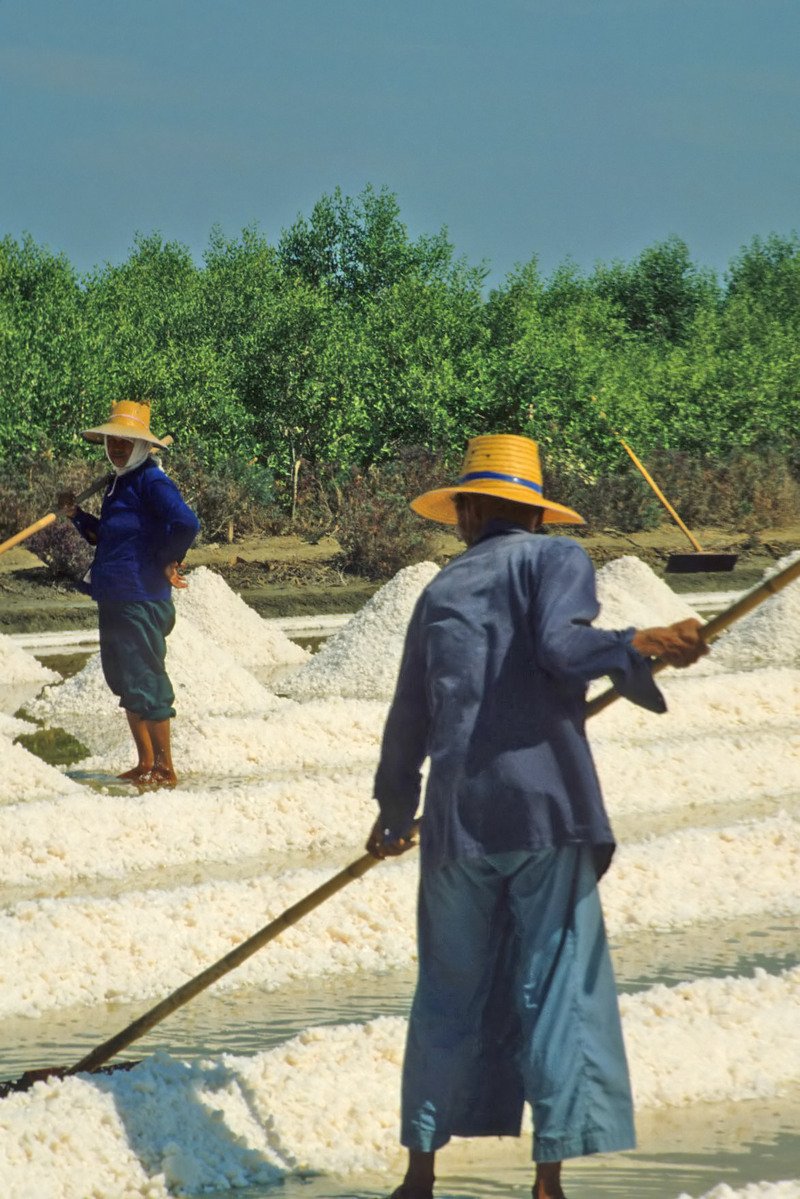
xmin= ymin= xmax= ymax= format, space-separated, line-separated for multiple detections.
xmin=410 ymin=524 xmax=617 ymax=867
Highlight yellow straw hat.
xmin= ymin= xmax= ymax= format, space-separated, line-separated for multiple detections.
xmin=81 ymin=400 xmax=170 ymax=448
xmin=411 ymin=433 xmax=584 ymax=526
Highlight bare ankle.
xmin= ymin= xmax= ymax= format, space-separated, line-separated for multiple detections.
xmin=534 ymin=1161 xmax=565 ymax=1199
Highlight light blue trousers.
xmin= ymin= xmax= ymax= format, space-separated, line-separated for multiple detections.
xmin=401 ymin=846 xmax=635 ymax=1162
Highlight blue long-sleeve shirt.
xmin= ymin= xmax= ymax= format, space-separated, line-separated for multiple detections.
xmin=71 ymin=458 xmax=200 ymax=603
xmin=373 ymin=521 xmax=666 ymax=874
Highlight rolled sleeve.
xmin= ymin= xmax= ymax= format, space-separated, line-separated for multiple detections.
xmin=71 ymin=508 xmax=100 ymax=543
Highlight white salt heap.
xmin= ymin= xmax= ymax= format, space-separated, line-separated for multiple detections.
xmin=708 ymin=551 xmax=800 ymax=672
xmin=595 ymin=555 xmax=701 ymax=630
xmin=174 ymin=564 xmax=308 ymax=673
xmin=0 ymin=711 xmax=35 ymax=738
xmin=0 ymin=770 xmax=375 ymax=888
xmin=0 ymin=632 xmax=58 ymax=689
xmin=678 ymin=1184 xmax=800 ymax=1199
xmin=73 ymin=696 xmax=388 ymax=776
xmin=30 ymin=615 xmax=282 ymax=751
xmin=279 ymin=561 xmax=439 ymax=700
xmin=0 ymin=733 xmax=82 ymax=807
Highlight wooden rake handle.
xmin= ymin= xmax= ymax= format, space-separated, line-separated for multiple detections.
xmin=67 ymin=843 xmax=394 ymax=1076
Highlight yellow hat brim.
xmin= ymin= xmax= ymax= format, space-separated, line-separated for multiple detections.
xmin=81 ymin=420 xmax=169 ymax=448
xmin=411 ymin=480 xmax=585 ymax=526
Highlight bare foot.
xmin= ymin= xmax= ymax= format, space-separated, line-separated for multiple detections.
xmin=117 ymin=766 xmax=153 ymax=783
xmin=138 ymin=766 xmax=178 ymax=789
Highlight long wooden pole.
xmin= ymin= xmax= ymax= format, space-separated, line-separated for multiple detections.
xmin=66 ymin=842 xmax=395 ymax=1076
xmin=10 ymin=549 xmax=800 ymax=1089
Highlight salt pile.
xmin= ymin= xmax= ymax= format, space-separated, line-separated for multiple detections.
xmin=2 ymin=968 xmax=799 ymax=1199
xmin=594 ymin=666 xmax=800 ymax=743
xmin=595 ymin=555 xmax=701 ymax=630
xmin=174 ymin=565 xmax=308 ymax=673
xmin=0 ymin=711 xmax=35 ymax=738
xmin=596 ymin=729 xmax=800 ymax=816
xmin=75 ymin=697 xmax=388 ymax=776
xmin=0 ymin=632 xmax=58 ymax=689
xmin=709 ymin=551 xmax=800 ymax=672
xmin=623 ymin=965 xmax=800 ymax=1106
xmin=0 ymin=733 xmax=82 ymax=807
xmin=0 ymin=770 xmax=375 ymax=888
xmin=279 ymin=561 xmax=439 ymax=700
xmin=606 ymin=814 xmax=800 ymax=932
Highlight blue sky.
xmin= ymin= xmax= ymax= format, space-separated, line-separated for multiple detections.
xmin=2 ymin=0 xmax=798 ymax=287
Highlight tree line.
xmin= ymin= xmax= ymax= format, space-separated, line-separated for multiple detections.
xmin=2 ymin=184 xmax=799 ymax=511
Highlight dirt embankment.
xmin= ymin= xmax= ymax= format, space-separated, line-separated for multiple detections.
xmin=1 ymin=524 xmax=798 ymax=635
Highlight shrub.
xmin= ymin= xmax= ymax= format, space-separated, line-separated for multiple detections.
xmin=28 ymin=520 xmax=94 ymax=581
xmin=543 ymin=462 xmax=662 ymax=533
xmin=648 ymin=447 xmax=800 ymax=530
xmin=331 ymin=447 xmax=448 ymax=578
xmin=0 ymin=455 xmax=96 ymax=535
xmin=165 ymin=452 xmax=285 ymax=541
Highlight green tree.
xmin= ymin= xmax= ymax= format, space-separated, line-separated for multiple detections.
xmin=0 ymin=235 xmax=86 ymax=457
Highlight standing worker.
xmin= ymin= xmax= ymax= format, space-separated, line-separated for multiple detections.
xmin=58 ymin=400 xmax=200 ymax=788
xmin=366 ymin=433 xmax=708 ymax=1199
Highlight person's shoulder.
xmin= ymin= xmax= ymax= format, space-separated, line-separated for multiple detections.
xmin=509 ymin=531 xmax=591 ymax=567
xmin=140 ymin=459 xmax=180 ymax=493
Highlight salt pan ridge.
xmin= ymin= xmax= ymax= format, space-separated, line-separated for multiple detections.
xmin=1 ymin=967 xmax=798 ymax=1199
xmin=1 ymin=814 xmax=796 ymax=1019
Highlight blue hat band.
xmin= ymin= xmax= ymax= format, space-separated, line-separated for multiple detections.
xmin=456 ymin=470 xmax=543 ymax=495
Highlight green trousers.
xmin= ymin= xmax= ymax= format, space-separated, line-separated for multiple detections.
xmin=98 ymin=600 xmax=176 ymax=722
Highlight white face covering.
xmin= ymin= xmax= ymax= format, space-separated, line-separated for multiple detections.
xmin=104 ymin=436 xmax=151 ymax=476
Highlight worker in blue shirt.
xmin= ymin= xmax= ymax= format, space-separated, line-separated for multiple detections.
xmin=366 ymin=433 xmax=707 ymax=1199
xmin=58 ymin=400 xmax=200 ymax=788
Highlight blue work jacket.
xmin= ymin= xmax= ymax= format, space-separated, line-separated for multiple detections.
xmin=374 ymin=521 xmax=666 ymax=875
xmin=71 ymin=459 xmax=200 ymax=603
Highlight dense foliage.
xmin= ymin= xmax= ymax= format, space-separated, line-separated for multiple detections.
xmin=2 ymin=185 xmax=799 ymax=529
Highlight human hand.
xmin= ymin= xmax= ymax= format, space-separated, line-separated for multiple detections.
xmin=56 ymin=490 xmax=78 ymax=518
xmin=165 ymin=561 xmax=188 ymax=589
xmin=366 ymin=817 xmax=417 ymax=860
xmin=632 ymin=618 xmax=708 ymax=668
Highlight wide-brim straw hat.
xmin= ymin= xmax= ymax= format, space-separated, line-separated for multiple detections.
xmin=81 ymin=400 xmax=170 ymax=447
xmin=411 ymin=433 xmax=585 ymax=526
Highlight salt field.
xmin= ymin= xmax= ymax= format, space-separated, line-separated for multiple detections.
xmin=1 ymin=555 xmax=799 ymax=1198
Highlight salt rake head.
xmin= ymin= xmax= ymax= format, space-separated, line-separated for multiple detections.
xmin=665 ymin=552 xmax=739 ymax=574
xmin=0 ymin=1059 xmax=139 ymax=1098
